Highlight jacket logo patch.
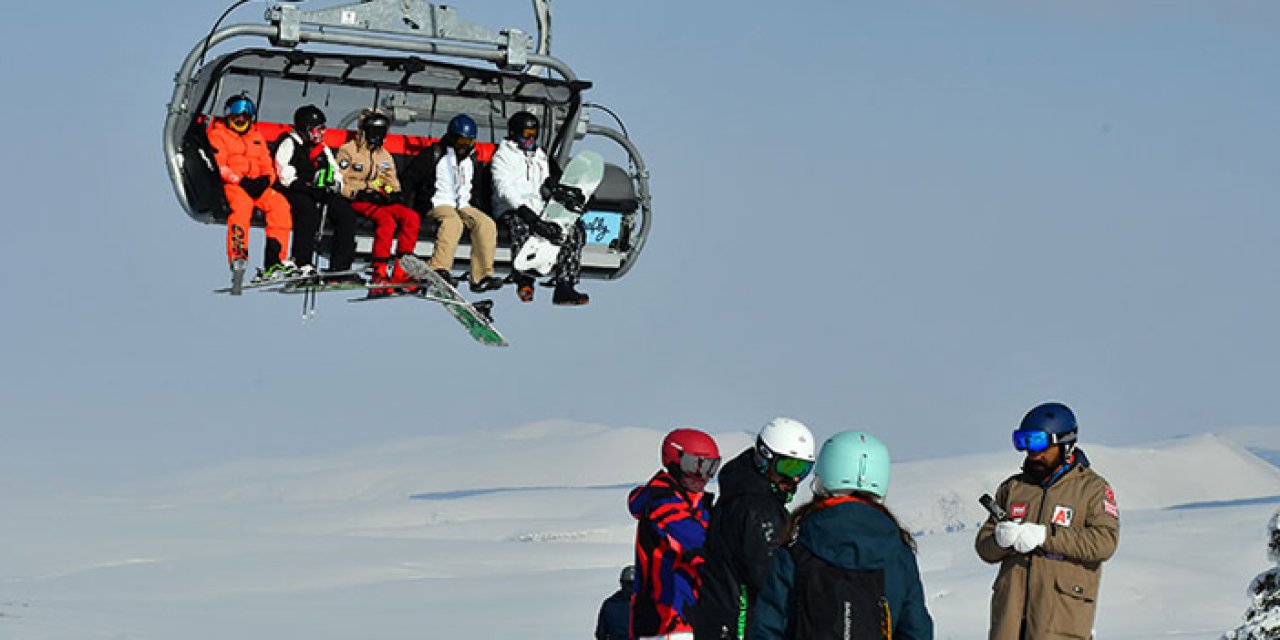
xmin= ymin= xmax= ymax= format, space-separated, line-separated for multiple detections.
xmin=1104 ymin=485 xmax=1119 ymax=517
xmin=1010 ymin=503 xmax=1028 ymax=520
xmin=1052 ymin=505 xmax=1074 ymax=527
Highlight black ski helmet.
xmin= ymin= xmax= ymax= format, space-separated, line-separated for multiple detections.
xmin=507 ymin=111 xmax=539 ymax=139
xmin=293 ymin=105 xmax=326 ymax=131
xmin=619 ymin=565 xmax=636 ymax=588
xmin=360 ymin=111 xmax=391 ymax=148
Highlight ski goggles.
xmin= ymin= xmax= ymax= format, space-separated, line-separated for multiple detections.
xmin=772 ymin=456 xmax=815 ymax=481
xmin=519 ymin=127 xmax=538 ymax=139
xmin=225 ymin=97 xmax=257 ymax=118
xmin=679 ymin=452 xmax=721 ymax=479
xmin=1012 ymin=429 xmax=1053 ymax=453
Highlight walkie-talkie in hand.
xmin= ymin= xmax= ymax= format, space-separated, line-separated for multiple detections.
xmin=979 ymin=493 xmax=1008 ymax=521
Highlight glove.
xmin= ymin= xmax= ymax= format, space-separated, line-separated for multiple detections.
xmin=240 ymin=176 xmax=270 ymax=199
xmin=533 ymin=218 xmax=563 ymax=242
xmin=515 ymin=205 xmax=541 ymax=226
xmin=994 ymin=521 xmax=1020 ymax=549
xmin=1013 ymin=523 xmax=1047 ymax=554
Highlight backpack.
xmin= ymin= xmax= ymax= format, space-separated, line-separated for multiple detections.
xmin=786 ymin=543 xmax=892 ymax=640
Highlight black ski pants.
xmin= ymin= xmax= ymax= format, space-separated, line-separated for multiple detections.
xmin=283 ymin=189 xmax=358 ymax=271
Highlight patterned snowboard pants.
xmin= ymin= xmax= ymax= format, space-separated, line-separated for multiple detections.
xmin=505 ymin=214 xmax=586 ymax=285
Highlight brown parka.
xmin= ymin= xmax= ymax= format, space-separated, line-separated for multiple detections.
xmin=335 ymin=138 xmax=401 ymax=200
xmin=975 ymin=450 xmax=1120 ymax=640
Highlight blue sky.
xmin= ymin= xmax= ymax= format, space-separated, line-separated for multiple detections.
xmin=1 ymin=1 xmax=1278 ymax=480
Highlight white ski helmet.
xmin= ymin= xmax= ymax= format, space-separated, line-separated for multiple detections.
xmin=757 ymin=417 xmax=816 ymax=461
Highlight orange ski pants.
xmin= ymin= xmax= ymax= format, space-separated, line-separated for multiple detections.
xmin=224 ymin=184 xmax=292 ymax=264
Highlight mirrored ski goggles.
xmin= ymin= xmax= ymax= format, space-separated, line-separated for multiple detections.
xmin=225 ymin=98 xmax=256 ymax=118
xmin=679 ymin=453 xmax=721 ymax=479
xmin=454 ymin=135 xmax=476 ymax=147
xmin=772 ymin=456 xmax=815 ymax=481
xmin=1012 ymin=429 xmax=1053 ymax=453
xmin=519 ymin=127 xmax=538 ymax=139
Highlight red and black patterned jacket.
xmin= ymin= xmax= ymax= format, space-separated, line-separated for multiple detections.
xmin=629 ymin=470 xmax=714 ymax=638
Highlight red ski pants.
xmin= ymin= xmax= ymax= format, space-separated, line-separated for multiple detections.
xmin=352 ymin=202 xmax=420 ymax=261
xmin=225 ymin=184 xmax=291 ymax=264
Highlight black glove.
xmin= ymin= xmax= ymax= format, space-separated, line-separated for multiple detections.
xmin=534 ymin=219 xmax=562 ymax=243
xmin=240 ymin=176 xmax=270 ymax=199
xmin=516 ymin=205 xmax=561 ymax=242
xmin=515 ymin=205 xmax=541 ymax=226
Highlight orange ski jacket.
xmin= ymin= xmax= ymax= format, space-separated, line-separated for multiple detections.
xmin=207 ymin=119 xmax=277 ymax=185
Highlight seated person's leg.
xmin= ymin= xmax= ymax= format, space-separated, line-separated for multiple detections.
xmin=427 ymin=205 xmax=463 ymax=273
xmin=224 ymin=186 xmax=254 ymax=264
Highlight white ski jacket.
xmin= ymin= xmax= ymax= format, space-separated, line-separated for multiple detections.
xmin=490 ymin=139 xmax=552 ymax=218
xmin=429 ymin=146 xmax=476 ymax=210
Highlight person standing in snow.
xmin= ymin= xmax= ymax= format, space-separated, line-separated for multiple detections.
xmin=975 ymin=402 xmax=1120 ymax=640
xmin=630 ymin=428 xmax=721 ymax=640
xmin=597 ymin=565 xmax=636 ymax=640
xmin=752 ymin=431 xmax=933 ymax=640
xmin=695 ymin=418 xmax=816 ymax=640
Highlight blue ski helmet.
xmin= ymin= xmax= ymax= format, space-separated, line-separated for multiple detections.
xmin=447 ymin=114 xmax=478 ymax=139
xmin=812 ymin=431 xmax=891 ymax=498
xmin=1013 ymin=402 xmax=1078 ymax=453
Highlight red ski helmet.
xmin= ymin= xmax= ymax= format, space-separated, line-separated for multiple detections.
xmin=661 ymin=428 xmax=721 ymax=491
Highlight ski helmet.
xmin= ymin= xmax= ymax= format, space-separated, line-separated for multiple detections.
xmin=224 ymin=94 xmax=256 ymax=133
xmin=660 ymin=428 xmax=721 ymax=492
xmin=755 ymin=417 xmax=817 ymax=482
xmin=619 ymin=565 xmax=636 ymax=588
xmin=360 ymin=111 xmax=391 ymax=148
xmin=447 ymin=114 xmax=478 ymax=139
xmin=293 ymin=105 xmax=327 ymax=145
xmin=1012 ymin=402 xmax=1078 ymax=454
xmin=507 ymin=111 xmax=540 ymax=150
xmin=812 ymin=431 xmax=891 ymax=498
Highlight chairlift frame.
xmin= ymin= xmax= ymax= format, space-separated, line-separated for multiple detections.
xmin=164 ymin=0 xmax=651 ymax=280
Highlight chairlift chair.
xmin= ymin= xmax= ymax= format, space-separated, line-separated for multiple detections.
xmin=163 ymin=0 xmax=651 ymax=281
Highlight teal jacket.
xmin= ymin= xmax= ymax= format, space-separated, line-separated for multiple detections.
xmin=752 ymin=498 xmax=933 ymax=639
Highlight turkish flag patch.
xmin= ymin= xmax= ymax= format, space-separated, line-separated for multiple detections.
xmin=1104 ymin=485 xmax=1119 ymax=517
xmin=1011 ymin=503 xmax=1028 ymax=520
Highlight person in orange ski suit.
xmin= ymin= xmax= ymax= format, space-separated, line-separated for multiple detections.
xmin=207 ymin=94 xmax=294 ymax=280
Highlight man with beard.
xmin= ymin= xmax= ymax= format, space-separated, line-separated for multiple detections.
xmin=975 ymin=402 xmax=1120 ymax=640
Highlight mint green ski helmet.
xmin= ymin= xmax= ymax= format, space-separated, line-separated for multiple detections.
xmin=812 ymin=431 xmax=891 ymax=498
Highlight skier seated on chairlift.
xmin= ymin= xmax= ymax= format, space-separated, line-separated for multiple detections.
xmin=490 ymin=111 xmax=590 ymax=306
xmin=208 ymin=94 xmax=295 ymax=283
xmin=272 ymin=105 xmax=362 ymax=284
xmin=335 ymin=110 xmax=422 ymax=298
xmin=401 ymin=114 xmax=504 ymax=294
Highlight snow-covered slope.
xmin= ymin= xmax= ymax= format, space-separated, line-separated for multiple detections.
xmin=1 ymin=423 xmax=1275 ymax=639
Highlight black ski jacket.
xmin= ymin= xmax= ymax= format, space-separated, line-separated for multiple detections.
xmin=596 ymin=588 xmax=632 ymax=640
xmin=695 ymin=448 xmax=789 ymax=640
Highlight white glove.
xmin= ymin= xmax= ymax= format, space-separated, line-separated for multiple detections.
xmin=994 ymin=521 xmax=1020 ymax=548
xmin=1013 ymin=523 xmax=1047 ymax=554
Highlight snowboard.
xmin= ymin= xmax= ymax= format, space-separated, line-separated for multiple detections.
xmin=394 ymin=255 xmax=508 ymax=348
xmin=512 ymin=150 xmax=606 ymax=276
